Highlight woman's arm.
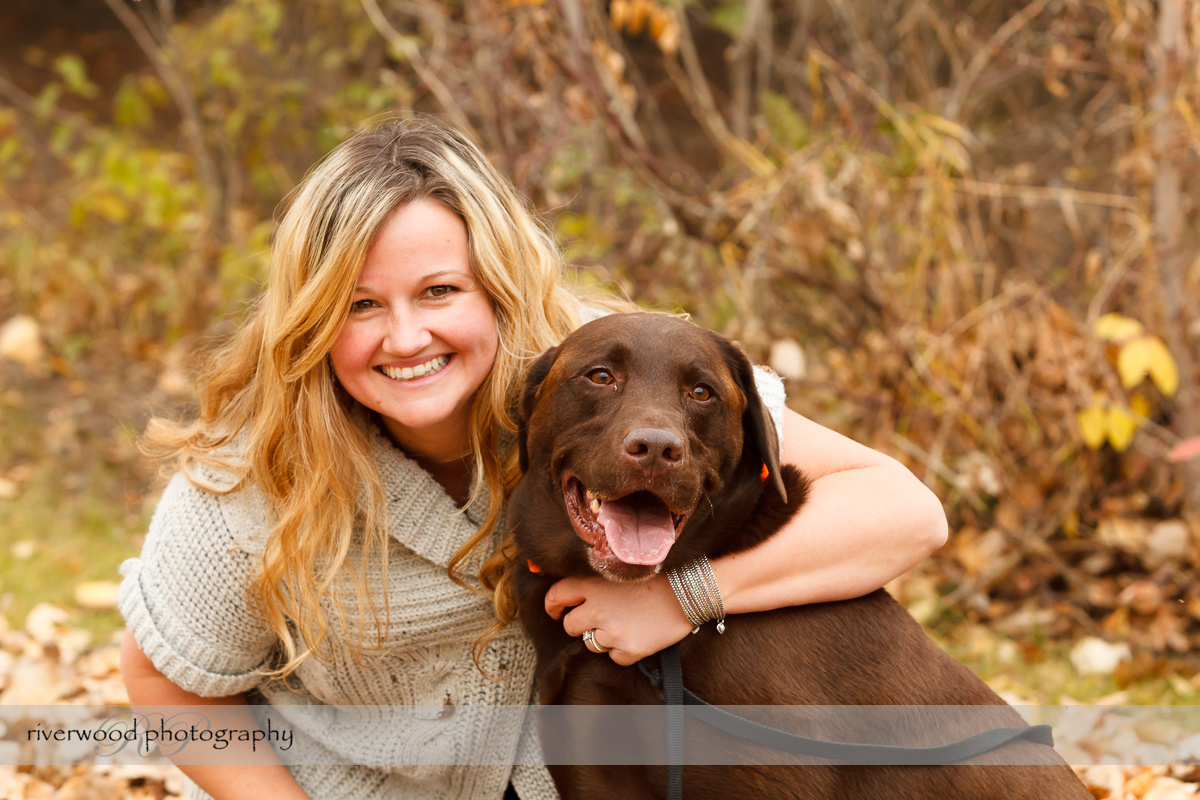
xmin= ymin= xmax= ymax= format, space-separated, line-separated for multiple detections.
xmin=120 ymin=630 xmax=312 ymax=800
xmin=545 ymin=407 xmax=948 ymax=666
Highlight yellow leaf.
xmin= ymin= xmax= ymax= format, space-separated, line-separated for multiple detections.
xmin=1106 ymin=406 xmax=1138 ymax=451
xmin=610 ymin=0 xmax=628 ymax=28
xmin=1176 ymin=93 xmax=1200 ymax=136
xmin=1077 ymin=405 xmax=1107 ymax=449
xmin=724 ymin=136 xmax=776 ymax=177
xmin=651 ymin=14 xmax=678 ymax=55
xmin=1094 ymin=313 xmax=1144 ymax=342
xmin=1062 ymin=510 xmax=1080 ymax=538
xmin=1147 ymin=338 xmax=1179 ymax=396
xmin=1118 ymin=335 xmax=1178 ymax=395
xmin=74 ymin=580 xmax=120 ymax=610
xmin=1130 ymin=390 xmax=1153 ymax=419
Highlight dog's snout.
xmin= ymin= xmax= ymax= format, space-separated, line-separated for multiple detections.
xmin=622 ymin=427 xmax=685 ymax=471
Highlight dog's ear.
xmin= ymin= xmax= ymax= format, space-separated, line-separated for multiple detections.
xmin=517 ymin=345 xmax=562 ymax=473
xmin=715 ymin=335 xmax=788 ymax=502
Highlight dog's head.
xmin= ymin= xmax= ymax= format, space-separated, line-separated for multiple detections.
xmin=515 ymin=313 xmax=787 ymax=582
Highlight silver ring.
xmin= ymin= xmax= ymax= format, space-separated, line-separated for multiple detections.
xmin=582 ymin=629 xmax=610 ymax=653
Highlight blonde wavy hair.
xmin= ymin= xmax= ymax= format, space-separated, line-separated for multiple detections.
xmin=146 ymin=116 xmax=630 ymax=677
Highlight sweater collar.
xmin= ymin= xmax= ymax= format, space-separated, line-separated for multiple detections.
xmin=364 ymin=414 xmax=493 ymax=572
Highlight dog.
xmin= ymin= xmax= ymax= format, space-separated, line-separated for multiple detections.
xmin=509 ymin=312 xmax=1089 ymax=800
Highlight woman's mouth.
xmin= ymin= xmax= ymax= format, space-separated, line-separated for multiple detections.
xmin=378 ymin=354 xmax=451 ymax=382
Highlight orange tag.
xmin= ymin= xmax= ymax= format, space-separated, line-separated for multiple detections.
xmin=527 ymin=560 xmax=542 ymax=573
xmin=760 ymin=464 xmax=770 ymax=482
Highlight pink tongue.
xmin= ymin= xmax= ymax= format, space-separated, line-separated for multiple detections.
xmin=595 ymin=495 xmax=677 ymax=565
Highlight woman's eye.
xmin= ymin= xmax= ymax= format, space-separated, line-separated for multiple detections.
xmin=350 ymin=299 xmax=378 ymax=312
xmin=427 ymin=285 xmax=456 ymax=298
xmin=689 ymin=384 xmax=714 ymax=402
xmin=587 ymin=369 xmax=614 ymax=385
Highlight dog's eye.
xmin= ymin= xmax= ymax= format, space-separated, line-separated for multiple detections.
xmin=689 ymin=384 xmax=714 ymax=402
xmin=587 ymin=369 xmax=615 ymax=385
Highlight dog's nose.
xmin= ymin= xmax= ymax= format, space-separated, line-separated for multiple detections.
xmin=622 ymin=428 xmax=685 ymax=471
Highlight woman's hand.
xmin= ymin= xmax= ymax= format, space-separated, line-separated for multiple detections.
xmin=545 ymin=575 xmax=694 ymax=666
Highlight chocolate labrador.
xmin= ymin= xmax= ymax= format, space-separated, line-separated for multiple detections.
xmin=510 ymin=312 xmax=1088 ymax=800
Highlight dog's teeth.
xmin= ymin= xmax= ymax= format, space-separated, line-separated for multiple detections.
xmin=589 ymin=498 xmax=601 ymax=515
xmin=585 ymin=489 xmax=595 ymax=500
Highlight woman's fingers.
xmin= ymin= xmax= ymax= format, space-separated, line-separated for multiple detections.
xmin=546 ymin=575 xmax=693 ymax=664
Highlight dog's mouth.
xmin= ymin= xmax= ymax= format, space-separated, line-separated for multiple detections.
xmin=562 ymin=475 xmax=691 ymax=568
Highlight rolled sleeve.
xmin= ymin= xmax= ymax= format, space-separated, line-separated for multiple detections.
xmin=118 ymin=472 xmax=277 ymax=697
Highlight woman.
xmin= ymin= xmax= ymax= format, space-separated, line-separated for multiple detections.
xmin=119 ymin=116 xmax=947 ymax=800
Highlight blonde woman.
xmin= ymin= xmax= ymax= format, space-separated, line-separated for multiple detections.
xmin=118 ymin=117 xmax=947 ymax=800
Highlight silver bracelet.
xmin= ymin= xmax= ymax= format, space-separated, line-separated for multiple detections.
xmin=665 ymin=556 xmax=726 ymax=634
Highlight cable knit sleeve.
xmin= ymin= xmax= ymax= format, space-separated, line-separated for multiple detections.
xmin=118 ymin=471 xmax=277 ymax=697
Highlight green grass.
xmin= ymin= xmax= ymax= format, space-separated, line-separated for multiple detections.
xmin=0 ymin=392 xmax=150 ymax=646
xmin=932 ymin=622 xmax=1200 ymax=706
xmin=0 ymin=466 xmax=147 ymax=644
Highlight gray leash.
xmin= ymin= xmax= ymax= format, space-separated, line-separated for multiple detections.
xmin=642 ymin=644 xmax=1055 ymax=800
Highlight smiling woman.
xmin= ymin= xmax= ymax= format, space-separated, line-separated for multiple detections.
xmin=329 ymin=198 xmax=499 ymax=496
xmin=119 ymin=117 xmax=597 ymax=800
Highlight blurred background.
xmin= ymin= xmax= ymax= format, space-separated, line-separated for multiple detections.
xmin=1 ymin=0 xmax=1200 ymax=791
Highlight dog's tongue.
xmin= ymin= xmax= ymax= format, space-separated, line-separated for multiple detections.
xmin=596 ymin=494 xmax=676 ymax=565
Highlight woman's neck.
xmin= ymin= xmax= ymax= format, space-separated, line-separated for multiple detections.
xmin=416 ymin=454 xmax=474 ymax=507
xmin=375 ymin=413 xmax=474 ymax=506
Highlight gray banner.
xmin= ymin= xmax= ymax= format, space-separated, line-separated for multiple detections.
xmin=2 ymin=704 xmax=1198 ymax=766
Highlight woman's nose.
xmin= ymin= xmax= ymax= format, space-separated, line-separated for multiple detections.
xmin=383 ymin=308 xmax=434 ymax=356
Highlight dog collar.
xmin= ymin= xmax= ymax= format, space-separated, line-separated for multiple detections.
xmin=760 ymin=463 xmax=769 ymax=482
xmin=527 ymin=559 xmax=542 ymax=573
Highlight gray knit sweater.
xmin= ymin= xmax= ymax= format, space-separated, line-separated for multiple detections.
xmin=118 ymin=416 xmax=559 ymax=800
xmin=118 ymin=369 xmax=785 ymax=800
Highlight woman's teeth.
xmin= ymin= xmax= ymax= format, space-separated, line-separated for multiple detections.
xmin=380 ymin=355 xmax=449 ymax=381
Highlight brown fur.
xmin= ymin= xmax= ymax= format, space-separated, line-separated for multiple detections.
xmin=510 ymin=313 xmax=1088 ymax=800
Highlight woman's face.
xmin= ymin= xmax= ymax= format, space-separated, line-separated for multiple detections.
xmin=329 ymin=198 xmax=499 ymax=459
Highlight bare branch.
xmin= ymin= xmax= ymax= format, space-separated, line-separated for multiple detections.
xmin=943 ymin=0 xmax=1053 ymax=120
xmin=669 ymin=4 xmax=773 ymax=177
xmin=728 ymin=0 xmax=768 ymax=140
xmin=360 ymin=0 xmax=477 ymax=140
xmin=100 ymin=0 xmax=223 ymax=235
xmin=0 ymin=72 xmax=97 ymax=134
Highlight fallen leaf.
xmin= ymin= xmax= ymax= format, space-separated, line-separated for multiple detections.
xmin=1143 ymin=521 xmax=1191 ymax=570
xmin=0 ymin=315 xmax=44 ymax=365
xmin=1117 ymin=580 xmax=1163 ymax=615
xmin=1098 ymin=517 xmax=1150 ymax=551
xmin=768 ymin=339 xmax=806 ymax=380
xmin=1070 ymin=636 xmax=1131 ymax=676
xmin=73 ymin=581 xmax=120 ymax=611
xmin=25 ymin=604 xmax=70 ymax=645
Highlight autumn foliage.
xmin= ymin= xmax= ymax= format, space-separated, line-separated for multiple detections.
xmin=0 ymin=0 xmax=1198 ymax=660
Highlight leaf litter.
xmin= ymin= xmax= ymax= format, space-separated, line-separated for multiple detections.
xmin=0 ymin=605 xmax=1197 ymax=798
